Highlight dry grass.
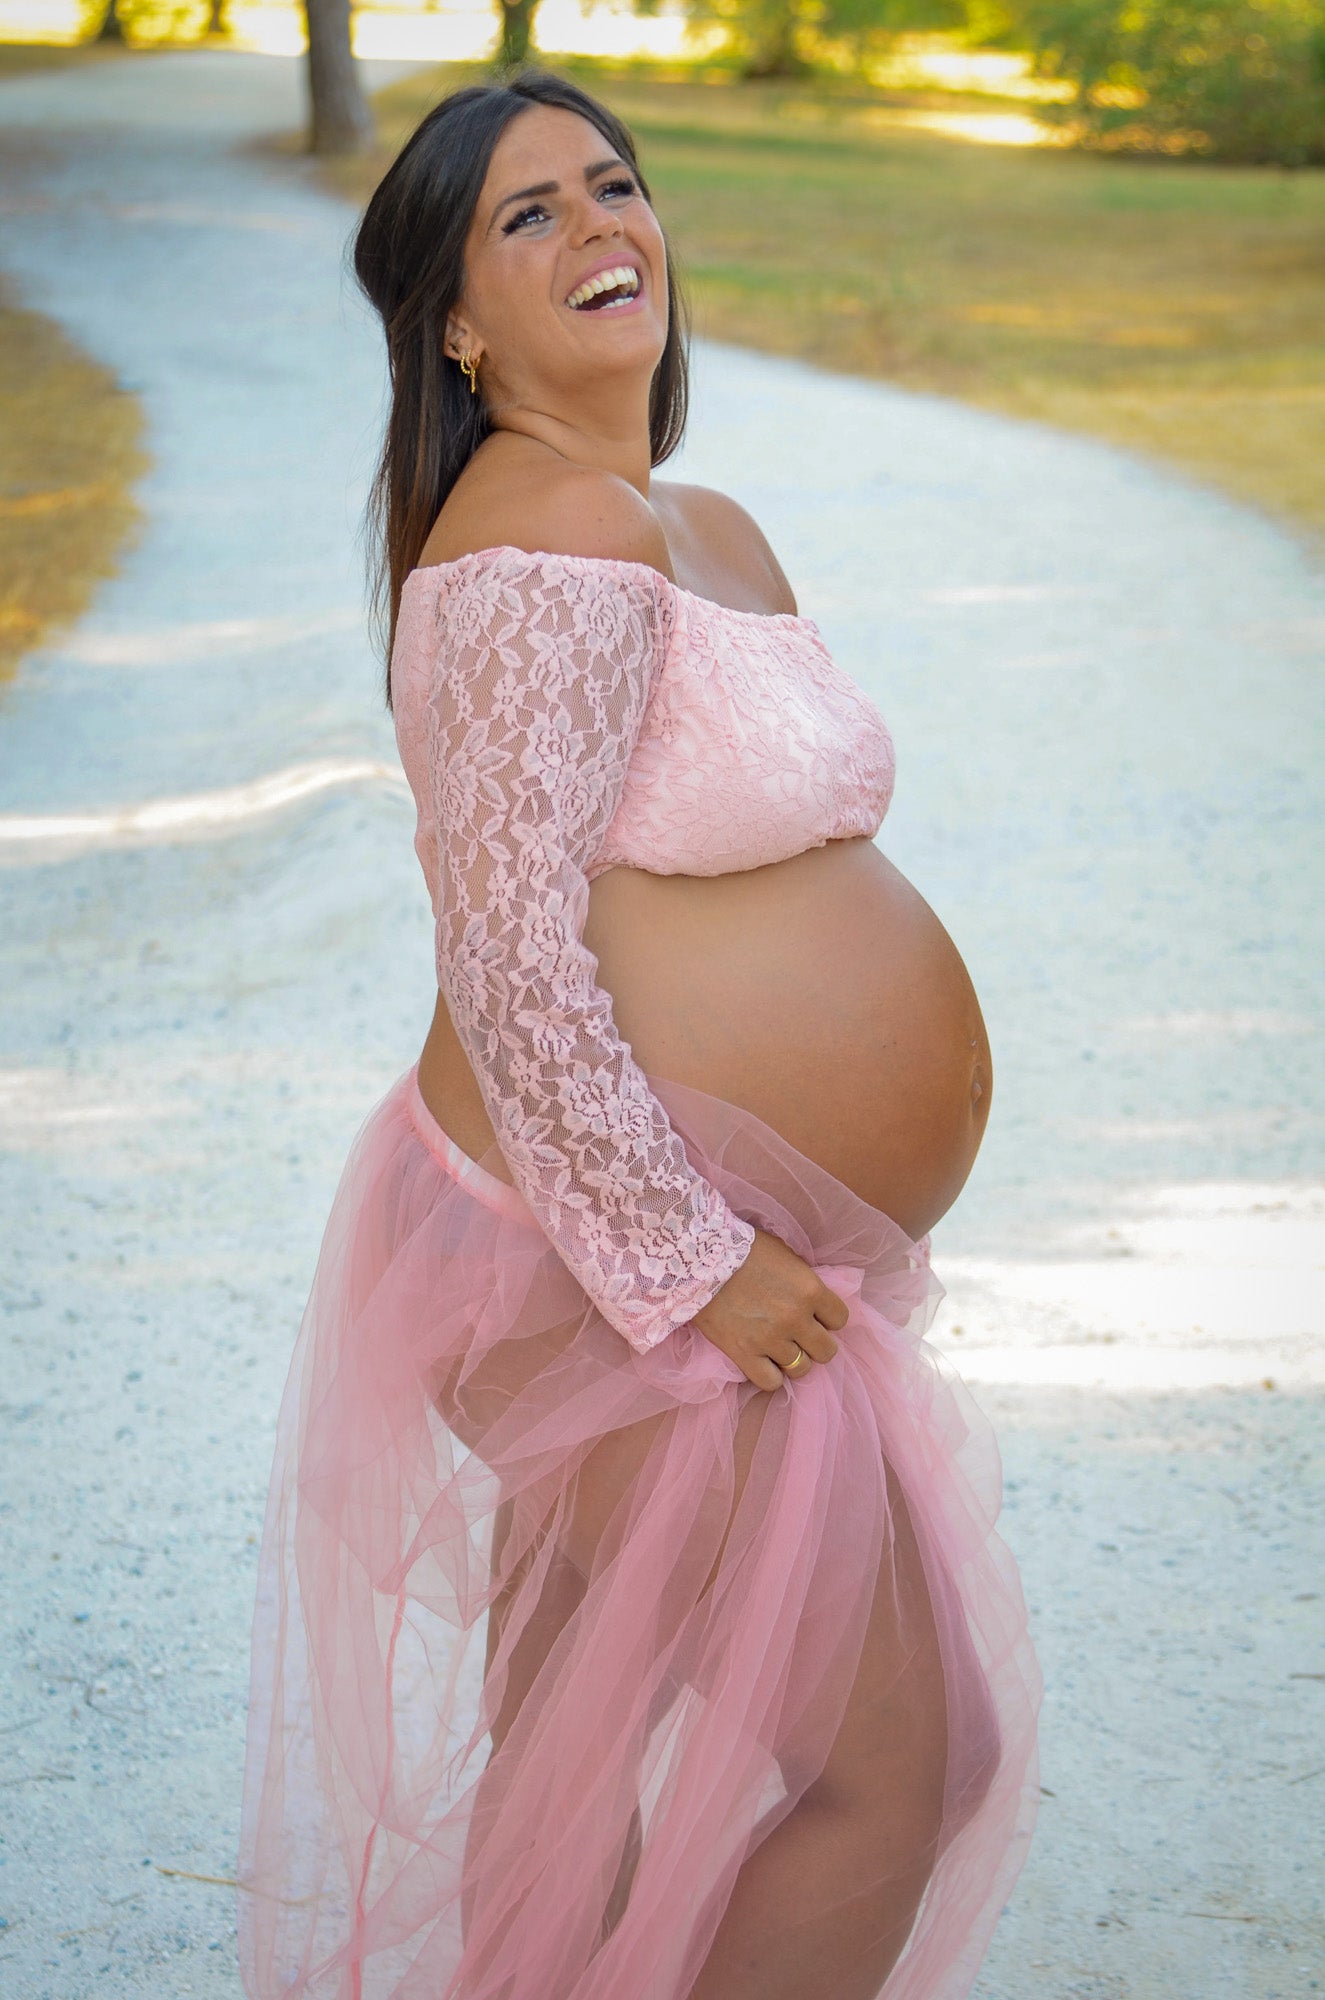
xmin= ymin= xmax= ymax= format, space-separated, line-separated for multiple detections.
xmin=0 ymin=41 xmax=138 ymax=76
xmin=338 ymin=55 xmax=1325 ymax=556
xmin=0 ymin=276 xmax=148 ymax=682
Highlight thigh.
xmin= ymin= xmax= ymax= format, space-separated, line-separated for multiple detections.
xmin=558 ymin=1378 xmax=776 ymax=1604
xmin=484 ymin=1488 xmax=591 ymax=1756
xmin=483 ymin=1372 xmax=780 ymax=1758
xmin=795 ymin=1459 xmax=949 ymax=1854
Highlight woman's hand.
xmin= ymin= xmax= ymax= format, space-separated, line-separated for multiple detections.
xmin=689 ymin=1227 xmax=849 ymax=1391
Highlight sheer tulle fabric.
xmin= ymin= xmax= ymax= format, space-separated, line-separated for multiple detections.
xmin=237 ymin=1065 xmax=1040 ymax=2000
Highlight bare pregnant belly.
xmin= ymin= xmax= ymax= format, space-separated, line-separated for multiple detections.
xmin=416 ymin=836 xmax=992 ymax=1242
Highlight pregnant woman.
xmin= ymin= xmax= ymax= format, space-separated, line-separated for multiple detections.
xmin=237 ymin=67 xmax=1041 ymax=2000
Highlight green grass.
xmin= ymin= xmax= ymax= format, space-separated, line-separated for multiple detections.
xmin=341 ymin=54 xmax=1325 ymax=554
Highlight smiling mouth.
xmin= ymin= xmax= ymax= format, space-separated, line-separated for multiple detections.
xmin=564 ymin=265 xmax=643 ymax=312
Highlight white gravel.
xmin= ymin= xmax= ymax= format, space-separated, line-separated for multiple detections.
xmin=1 ymin=48 xmax=1322 ymax=2000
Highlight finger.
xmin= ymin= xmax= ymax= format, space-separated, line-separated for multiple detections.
xmin=774 ymin=1340 xmax=810 ymax=1374
xmin=748 ymin=1355 xmax=788 ymax=1394
xmin=798 ymin=1322 xmax=839 ymax=1365
xmin=812 ymin=1286 xmax=851 ymax=1334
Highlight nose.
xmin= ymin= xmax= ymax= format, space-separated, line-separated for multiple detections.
xmin=568 ymin=191 xmax=624 ymax=245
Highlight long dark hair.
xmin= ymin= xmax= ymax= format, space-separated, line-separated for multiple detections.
xmin=352 ymin=66 xmax=692 ymax=707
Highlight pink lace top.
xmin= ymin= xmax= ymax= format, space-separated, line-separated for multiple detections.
xmin=391 ymin=543 xmax=896 ymax=1352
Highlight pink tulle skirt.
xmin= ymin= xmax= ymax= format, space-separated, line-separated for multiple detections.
xmin=237 ymin=1063 xmax=1040 ymax=2000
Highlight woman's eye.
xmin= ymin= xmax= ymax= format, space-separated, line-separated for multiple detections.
xmin=503 ymin=203 xmax=550 ymax=233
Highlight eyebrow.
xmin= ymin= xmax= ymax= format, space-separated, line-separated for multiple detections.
xmin=489 ymin=157 xmax=631 ymax=229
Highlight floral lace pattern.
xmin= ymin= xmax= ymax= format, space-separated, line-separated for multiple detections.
xmin=391 ymin=544 xmax=896 ymax=1351
xmin=593 ymin=566 xmax=895 ymax=881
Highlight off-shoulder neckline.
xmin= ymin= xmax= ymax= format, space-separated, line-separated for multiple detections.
xmin=405 ymin=543 xmax=821 ymax=633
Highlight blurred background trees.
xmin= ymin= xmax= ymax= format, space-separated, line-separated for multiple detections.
xmin=495 ymin=0 xmax=537 ymax=66
xmin=628 ymin=0 xmax=970 ymax=82
xmin=10 ymin=0 xmax=1323 ymax=562
xmin=79 ymin=0 xmax=373 ymax=150
xmin=84 ymin=0 xmax=202 ymax=37
xmin=988 ymin=0 xmax=1325 ymax=166
xmin=65 ymin=0 xmax=1325 ymax=164
xmin=303 ymin=0 xmax=374 ymax=149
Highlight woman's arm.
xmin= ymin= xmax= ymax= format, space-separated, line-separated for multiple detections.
xmin=423 ymin=544 xmax=757 ymax=1352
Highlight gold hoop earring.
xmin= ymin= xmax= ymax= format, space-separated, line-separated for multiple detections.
xmin=459 ymin=350 xmax=479 ymax=395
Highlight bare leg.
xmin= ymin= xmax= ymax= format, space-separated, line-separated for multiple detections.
xmin=459 ymin=1489 xmax=591 ymax=1949
xmin=459 ymin=1389 xmax=975 ymax=1997
xmin=685 ymin=1465 xmax=954 ymax=2000
xmin=460 ymin=1431 xmax=666 ymax=1954
xmin=458 ymin=1380 xmax=730 ymax=1958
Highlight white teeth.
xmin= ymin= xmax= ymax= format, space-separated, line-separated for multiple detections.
xmin=565 ymin=265 xmax=641 ymax=311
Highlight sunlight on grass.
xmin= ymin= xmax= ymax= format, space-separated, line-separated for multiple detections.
xmin=0 ymin=278 xmax=147 ymax=684
xmin=866 ymin=39 xmax=1073 ymax=104
xmin=867 ymin=106 xmax=1071 ymax=147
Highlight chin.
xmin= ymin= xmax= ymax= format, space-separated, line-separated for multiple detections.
xmin=570 ymin=330 xmax=666 ymax=375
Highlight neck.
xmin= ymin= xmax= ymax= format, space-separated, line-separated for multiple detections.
xmin=488 ymin=372 xmax=653 ymax=496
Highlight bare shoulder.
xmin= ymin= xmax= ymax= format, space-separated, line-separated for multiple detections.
xmin=653 ymin=480 xmax=798 ymax=615
xmin=417 ymin=436 xmax=672 ymax=578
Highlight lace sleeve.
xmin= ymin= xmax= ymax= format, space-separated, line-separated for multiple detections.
xmin=422 ymin=549 xmax=757 ymax=1352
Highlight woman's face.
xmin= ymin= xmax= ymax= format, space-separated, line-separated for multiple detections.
xmin=446 ymin=103 xmax=669 ymax=411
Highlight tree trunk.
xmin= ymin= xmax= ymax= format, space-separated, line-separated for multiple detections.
xmin=207 ymin=0 xmax=228 ymax=35
xmin=302 ymin=0 xmax=375 ymax=157
xmin=95 ymin=0 xmax=126 ymax=43
xmin=496 ymin=0 xmax=538 ymax=70
xmin=741 ymin=1 xmax=810 ymax=79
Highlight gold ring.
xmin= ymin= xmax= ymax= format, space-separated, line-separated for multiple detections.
xmin=782 ymin=1344 xmax=812 ymax=1379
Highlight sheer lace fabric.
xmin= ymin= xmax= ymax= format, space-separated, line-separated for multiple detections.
xmin=391 ymin=545 xmax=895 ymax=1352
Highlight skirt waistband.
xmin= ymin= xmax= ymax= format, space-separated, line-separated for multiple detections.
xmin=403 ymin=1065 xmax=537 ymax=1225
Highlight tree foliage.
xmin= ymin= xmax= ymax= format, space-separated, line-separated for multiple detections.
xmin=995 ymin=0 xmax=1325 ymax=165
xmin=630 ymin=0 xmax=967 ymax=80
xmin=82 ymin=0 xmax=212 ymax=39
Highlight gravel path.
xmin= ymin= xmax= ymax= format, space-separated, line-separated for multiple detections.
xmin=1 ymin=49 xmax=1321 ymax=2000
